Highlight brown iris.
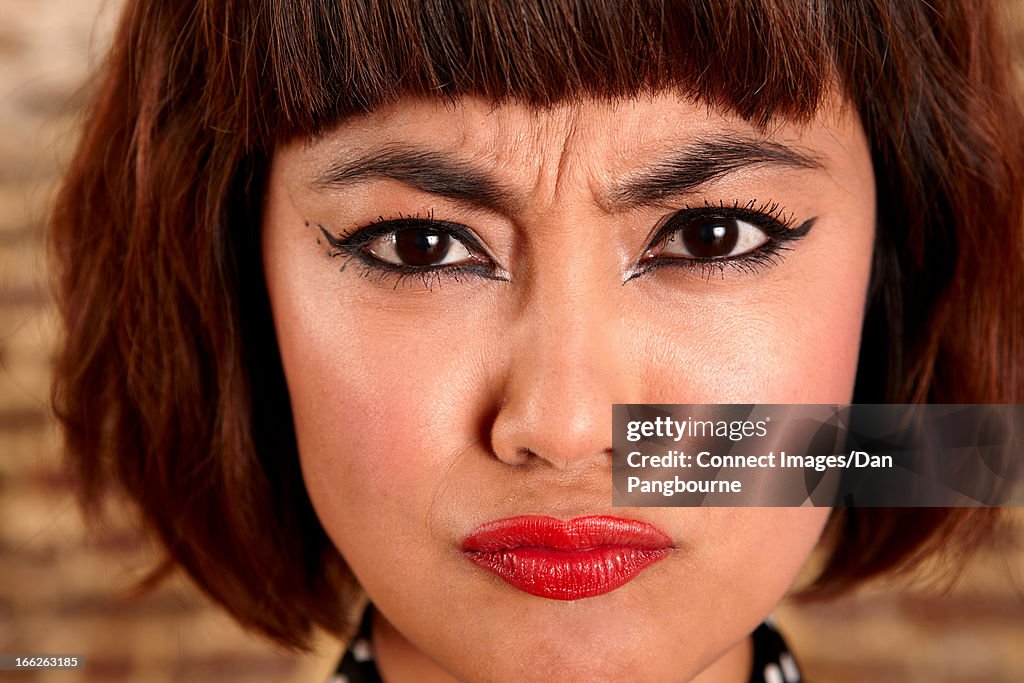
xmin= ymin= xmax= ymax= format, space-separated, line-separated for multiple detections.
xmin=393 ymin=228 xmax=452 ymax=266
xmin=679 ymin=218 xmax=740 ymax=258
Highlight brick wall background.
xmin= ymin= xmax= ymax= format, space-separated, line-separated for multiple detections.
xmin=1 ymin=1 xmax=1021 ymax=682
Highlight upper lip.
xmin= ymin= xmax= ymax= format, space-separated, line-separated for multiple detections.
xmin=460 ymin=515 xmax=674 ymax=552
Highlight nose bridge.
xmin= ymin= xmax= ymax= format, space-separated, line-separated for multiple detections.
xmin=490 ymin=242 xmax=627 ymax=471
xmin=530 ymin=263 xmax=611 ymax=381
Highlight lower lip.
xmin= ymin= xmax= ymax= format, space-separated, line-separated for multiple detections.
xmin=460 ymin=516 xmax=673 ymax=600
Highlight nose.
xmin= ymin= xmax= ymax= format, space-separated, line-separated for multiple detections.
xmin=489 ymin=270 xmax=633 ymax=471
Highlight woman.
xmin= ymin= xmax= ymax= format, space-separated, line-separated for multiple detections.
xmin=50 ymin=1 xmax=1023 ymax=681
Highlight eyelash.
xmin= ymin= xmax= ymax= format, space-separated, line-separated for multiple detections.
xmin=317 ymin=201 xmax=814 ymax=289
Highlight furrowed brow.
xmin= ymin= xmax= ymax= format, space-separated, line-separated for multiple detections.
xmin=609 ymin=139 xmax=824 ymax=209
xmin=312 ymin=146 xmax=516 ymax=214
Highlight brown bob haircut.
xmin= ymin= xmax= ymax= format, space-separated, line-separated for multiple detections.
xmin=51 ymin=0 xmax=1024 ymax=649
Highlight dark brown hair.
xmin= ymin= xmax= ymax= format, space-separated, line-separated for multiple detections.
xmin=51 ymin=0 xmax=1024 ymax=649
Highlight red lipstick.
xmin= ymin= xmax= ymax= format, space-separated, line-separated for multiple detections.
xmin=461 ymin=515 xmax=673 ymax=600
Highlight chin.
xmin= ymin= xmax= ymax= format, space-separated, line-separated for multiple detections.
xmin=435 ymin=602 xmax=712 ymax=683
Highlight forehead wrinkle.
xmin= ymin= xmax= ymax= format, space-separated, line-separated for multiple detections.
xmin=502 ymin=103 xmax=593 ymax=211
xmin=450 ymin=105 xmax=541 ymax=209
xmin=468 ymin=103 xmax=595 ymax=213
xmin=491 ymin=115 xmax=543 ymax=193
xmin=551 ymin=107 xmax=586 ymax=206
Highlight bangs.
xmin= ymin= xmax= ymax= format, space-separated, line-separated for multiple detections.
xmin=195 ymin=0 xmax=839 ymax=143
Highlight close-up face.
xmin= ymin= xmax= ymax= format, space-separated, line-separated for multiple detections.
xmin=262 ymin=91 xmax=875 ymax=681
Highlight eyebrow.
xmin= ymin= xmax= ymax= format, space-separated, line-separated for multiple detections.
xmin=608 ymin=139 xmax=824 ymax=209
xmin=313 ymin=146 xmax=515 ymax=214
xmin=312 ymin=138 xmax=823 ymax=213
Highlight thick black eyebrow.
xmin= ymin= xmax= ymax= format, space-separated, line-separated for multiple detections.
xmin=312 ymin=146 xmax=515 ymax=214
xmin=608 ymin=139 xmax=824 ymax=209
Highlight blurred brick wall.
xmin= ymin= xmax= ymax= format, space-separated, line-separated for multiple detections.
xmin=0 ymin=1 xmax=1021 ymax=682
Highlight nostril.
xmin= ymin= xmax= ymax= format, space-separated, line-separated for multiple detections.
xmin=513 ymin=447 xmax=535 ymax=464
xmin=489 ymin=437 xmax=536 ymax=466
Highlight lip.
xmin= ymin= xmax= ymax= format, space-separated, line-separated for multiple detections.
xmin=460 ymin=515 xmax=674 ymax=600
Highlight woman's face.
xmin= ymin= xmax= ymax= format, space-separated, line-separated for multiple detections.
xmin=262 ymin=92 xmax=875 ymax=682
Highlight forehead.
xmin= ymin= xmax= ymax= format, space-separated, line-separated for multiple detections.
xmin=278 ymin=90 xmax=873 ymax=222
xmin=300 ymin=91 xmax=865 ymax=178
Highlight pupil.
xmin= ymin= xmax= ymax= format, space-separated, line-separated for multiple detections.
xmin=682 ymin=218 xmax=739 ymax=258
xmin=395 ymin=229 xmax=451 ymax=266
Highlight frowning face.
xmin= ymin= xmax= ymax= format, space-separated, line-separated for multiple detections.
xmin=262 ymin=92 xmax=874 ymax=682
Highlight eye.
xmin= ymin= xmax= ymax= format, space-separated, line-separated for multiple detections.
xmin=647 ymin=215 xmax=769 ymax=260
xmin=629 ymin=202 xmax=815 ymax=281
xmin=365 ymin=226 xmax=476 ymax=267
xmin=317 ymin=215 xmax=507 ymax=286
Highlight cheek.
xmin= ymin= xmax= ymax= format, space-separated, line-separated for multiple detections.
xmin=265 ymin=280 xmax=504 ymax=570
xmin=634 ymin=265 xmax=870 ymax=404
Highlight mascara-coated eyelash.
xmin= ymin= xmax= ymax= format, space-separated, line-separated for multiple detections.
xmin=318 ymin=212 xmax=507 ymax=289
xmin=628 ymin=200 xmax=815 ymax=281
